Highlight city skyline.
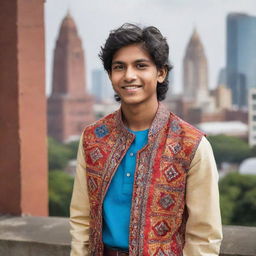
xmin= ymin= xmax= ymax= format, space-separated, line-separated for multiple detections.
xmin=45 ymin=0 xmax=256 ymax=96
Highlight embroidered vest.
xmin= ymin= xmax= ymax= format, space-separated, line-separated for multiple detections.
xmin=82 ymin=103 xmax=203 ymax=256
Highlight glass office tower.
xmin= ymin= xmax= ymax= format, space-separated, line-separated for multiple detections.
xmin=226 ymin=13 xmax=256 ymax=108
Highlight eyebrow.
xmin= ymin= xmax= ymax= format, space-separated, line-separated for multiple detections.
xmin=112 ymin=59 xmax=152 ymax=65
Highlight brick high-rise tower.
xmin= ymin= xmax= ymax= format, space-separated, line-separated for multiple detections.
xmin=48 ymin=13 xmax=94 ymax=142
xmin=183 ymin=29 xmax=209 ymax=106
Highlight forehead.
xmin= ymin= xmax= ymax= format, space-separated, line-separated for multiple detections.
xmin=112 ymin=44 xmax=152 ymax=63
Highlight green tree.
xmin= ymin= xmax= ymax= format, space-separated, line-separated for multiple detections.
xmin=207 ymin=135 xmax=251 ymax=166
xmin=250 ymin=145 xmax=256 ymax=157
xmin=66 ymin=140 xmax=79 ymax=160
xmin=48 ymin=137 xmax=71 ymax=170
xmin=219 ymin=172 xmax=256 ymax=226
xmin=49 ymin=170 xmax=74 ymax=217
xmin=48 ymin=138 xmax=79 ymax=217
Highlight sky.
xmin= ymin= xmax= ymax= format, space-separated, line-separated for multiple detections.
xmin=44 ymin=0 xmax=256 ymax=96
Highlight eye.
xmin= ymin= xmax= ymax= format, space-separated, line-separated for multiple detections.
xmin=112 ymin=64 xmax=124 ymax=70
xmin=136 ymin=63 xmax=148 ymax=69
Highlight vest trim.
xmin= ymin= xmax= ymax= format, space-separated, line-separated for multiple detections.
xmin=82 ymin=103 xmax=204 ymax=256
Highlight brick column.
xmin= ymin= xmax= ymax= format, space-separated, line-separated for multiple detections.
xmin=0 ymin=0 xmax=48 ymax=216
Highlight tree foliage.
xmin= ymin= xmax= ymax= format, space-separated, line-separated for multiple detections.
xmin=66 ymin=140 xmax=80 ymax=160
xmin=48 ymin=138 xmax=79 ymax=216
xmin=219 ymin=172 xmax=256 ymax=226
xmin=49 ymin=170 xmax=74 ymax=217
xmin=47 ymin=134 xmax=256 ymax=224
xmin=48 ymin=137 xmax=72 ymax=170
xmin=48 ymin=137 xmax=79 ymax=170
xmin=207 ymin=135 xmax=251 ymax=166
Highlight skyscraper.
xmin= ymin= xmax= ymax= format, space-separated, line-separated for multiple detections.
xmin=183 ymin=29 xmax=209 ymax=107
xmin=248 ymin=88 xmax=256 ymax=146
xmin=226 ymin=13 xmax=256 ymax=108
xmin=91 ymin=68 xmax=114 ymax=103
xmin=217 ymin=68 xmax=227 ymax=86
xmin=47 ymin=13 xmax=94 ymax=142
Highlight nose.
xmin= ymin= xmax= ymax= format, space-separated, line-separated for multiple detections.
xmin=124 ymin=66 xmax=137 ymax=83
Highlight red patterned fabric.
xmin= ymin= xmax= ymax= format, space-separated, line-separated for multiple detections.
xmin=82 ymin=103 xmax=204 ymax=256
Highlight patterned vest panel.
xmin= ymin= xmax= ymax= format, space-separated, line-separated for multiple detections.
xmin=82 ymin=104 xmax=204 ymax=256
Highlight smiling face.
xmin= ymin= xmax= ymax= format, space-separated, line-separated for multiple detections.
xmin=109 ymin=44 xmax=166 ymax=108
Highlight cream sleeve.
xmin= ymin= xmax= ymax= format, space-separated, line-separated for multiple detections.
xmin=70 ymin=133 xmax=90 ymax=256
xmin=183 ymin=136 xmax=223 ymax=256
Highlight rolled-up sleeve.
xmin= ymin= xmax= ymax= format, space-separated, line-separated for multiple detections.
xmin=183 ymin=136 xmax=223 ymax=256
xmin=70 ymin=133 xmax=90 ymax=256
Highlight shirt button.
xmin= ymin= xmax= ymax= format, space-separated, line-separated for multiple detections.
xmin=129 ymin=152 xmax=134 ymax=157
xmin=126 ymin=173 xmax=131 ymax=177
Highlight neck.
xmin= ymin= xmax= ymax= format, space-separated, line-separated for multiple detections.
xmin=121 ymin=100 xmax=159 ymax=131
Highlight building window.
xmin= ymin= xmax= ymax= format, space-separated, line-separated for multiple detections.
xmin=252 ymin=94 xmax=256 ymax=100
xmin=253 ymin=116 xmax=256 ymax=121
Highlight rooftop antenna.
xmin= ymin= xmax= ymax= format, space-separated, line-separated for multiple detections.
xmin=67 ymin=1 xmax=71 ymax=17
xmin=193 ymin=21 xmax=197 ymax=34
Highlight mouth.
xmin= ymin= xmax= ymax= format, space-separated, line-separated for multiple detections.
xmin=121 ymin=85 xmax=142 ymax=90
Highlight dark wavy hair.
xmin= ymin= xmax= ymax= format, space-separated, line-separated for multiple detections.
xmin=99 ymin=23 xmax=173 ymax=101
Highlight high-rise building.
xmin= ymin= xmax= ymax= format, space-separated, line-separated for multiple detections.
xmin=215 ymin=68 xmax=232 ymax=110
xmin=217 ymin=68 xmax=227 ymax=86
xmin=213 ymin=85 xmax=232 ymax=110
xmin=183 ymin=29 xmax=209 ymax=107
xmin=47 ymin=13 xmax=94 ymax=142
xmin=248 ymin=88 xmax=256 ymax=146
xmin=165 ymin=69 xmax=174 ymax=100
xmin=226 ymin=13 xmax=256 ymax=108
xmin=91 ymin=69 xmax=114 ymax=103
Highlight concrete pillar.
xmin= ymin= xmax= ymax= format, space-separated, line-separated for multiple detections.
xmin=0 ymin=0 xmax=48 ymax=216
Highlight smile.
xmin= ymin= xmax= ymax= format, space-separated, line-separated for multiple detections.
xmin=121 ymin=85 xmax=142 ymax=90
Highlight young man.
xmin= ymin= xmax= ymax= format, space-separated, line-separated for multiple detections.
xmin=70 ymin=24 xmax=222 ymax=256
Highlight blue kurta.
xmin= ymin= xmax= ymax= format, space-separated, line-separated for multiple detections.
xmin=102 ymin=129 xmax=149 ymax=249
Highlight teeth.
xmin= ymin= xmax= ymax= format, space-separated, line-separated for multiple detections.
xmin=124 ymin=86 xmax=140 ymax=89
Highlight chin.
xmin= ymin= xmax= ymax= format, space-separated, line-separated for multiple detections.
xmin=120 ymin=96 xmax=141 ymax=104
xmin=121 ymin=98 xmax=143 ymax=105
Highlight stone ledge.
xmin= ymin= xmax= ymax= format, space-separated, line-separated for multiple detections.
xmin=0 ymin=240 xmax=70 ymax=256
xmin=0 ymin=215 xmax=255 ymax=256
xmin=0 ymin=215 xmax=71 ymax=245
xmin=0 ymin=215 xmax=70 ymax=256
xmin=221 ymin=225 xmax=256 ymax=256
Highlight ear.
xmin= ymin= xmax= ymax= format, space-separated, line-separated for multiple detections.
xmin=157 ymin=67 xmax=167 ymax=83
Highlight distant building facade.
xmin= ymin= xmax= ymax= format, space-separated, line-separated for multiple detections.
xmin=91 ymin=69 xmax=114 ymax=103
xmin=165 ymin=69 xmax=174 ymax=100
xmin=212 ymin=85 xmax=232 ymax=110
xmin=183 ymin=29 xmax=210 ymax=107
xmin=217 ymin=68 xmax=227 ymax=86
xmin=166 ymin=29 xmax=218 ymax=123
xmin=226 ymin=13 xmax=256 ymax=108
xmin=248 ymin=89 xmax=256 ymax=146
xmin=166 ymin=28 xmax=249 ymax=128
xmin=47 ymin=14 xmax=94 ymax=142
